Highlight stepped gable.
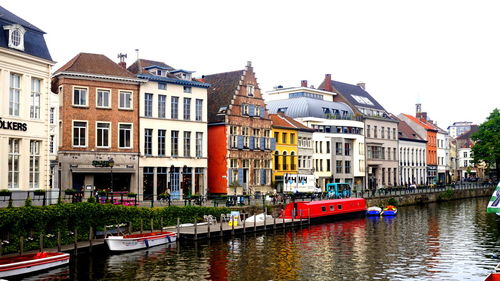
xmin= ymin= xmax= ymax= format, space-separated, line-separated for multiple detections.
xmin=203 ymin=70 xmax=244 ymax=124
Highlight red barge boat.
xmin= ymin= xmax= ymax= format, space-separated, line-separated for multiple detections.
xmin=280 ymin=198 xmax=367 ymax=220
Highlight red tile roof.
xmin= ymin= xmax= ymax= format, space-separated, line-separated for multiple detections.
xmin=54 ymin=53 xmax=136 ymax=78
xmin=270 ymin=113 xmax=313 ymax=131
xmin=401 ymin=114 xmax=437 ymax=131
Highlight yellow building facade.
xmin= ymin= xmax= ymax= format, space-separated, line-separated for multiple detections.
xmin=270 ymin=114 xmax=299 ymax=192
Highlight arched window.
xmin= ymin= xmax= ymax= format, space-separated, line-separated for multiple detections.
xmin=274 ymin=151 xmax=280 ymax=170
xmin=290 ymin=151 xmax=296 ymax=170
xmin=283 ymin=151 xmax=288 ymax=170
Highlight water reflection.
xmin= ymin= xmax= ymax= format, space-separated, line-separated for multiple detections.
xmin=26 ymin=197 xmax=500 ymax=280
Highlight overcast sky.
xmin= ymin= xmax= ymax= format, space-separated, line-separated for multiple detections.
xmin=4 ymin=0 xmax=498 ymax=128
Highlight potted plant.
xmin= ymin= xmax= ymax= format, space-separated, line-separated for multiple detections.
xmin=0 ymin=189 xmax=12 ymax=196
xmin=127 ymin=192 xmax=137 ymax=198
xmin=33 ymin=189 xmax=45 ymax=196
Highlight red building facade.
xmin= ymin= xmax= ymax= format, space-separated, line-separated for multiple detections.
xmin=204 ymin=62 xmax=274 ymax=195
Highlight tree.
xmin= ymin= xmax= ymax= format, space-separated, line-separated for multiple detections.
xmin=471 ymin=108 xmax=500 ymax=179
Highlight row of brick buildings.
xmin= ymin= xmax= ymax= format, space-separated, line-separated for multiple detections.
xmin=0 ymin=6 xmax=483 ymax=199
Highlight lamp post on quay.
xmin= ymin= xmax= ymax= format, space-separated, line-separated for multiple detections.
xmin=109 ymin=158 xmax=115 ymax=192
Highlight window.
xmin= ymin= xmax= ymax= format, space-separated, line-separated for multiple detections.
xmin=255 ymin=106 xmax=261 ymax=117
xmin=10 ymin=74 xmax=21 ymax=116
xmin=381 ymin=127 xmax=385 ymax=138
xmin=196 ymin=132 xmax=203 ymax=157
xmin=158 ymin=129 xmax=166 ymax=156
xmin=195 ymin=99 xmax=203 ymax=121
xmin=30 ymin=78 xmax=41 ymax=119
xmin=171 ymin=131 xmax=179 ymax=156
xmin=230 ymin=126 xmax=238 ymax=148
xmin=158 ymin=83 xmax=166 ymax=90
xmin=144 ymin=129 xmax=153 ymax=156
xmin=50 ymin=107 xmax=55 ymax=124
xmin=290 ymin=133 xmax=295 ymax=144
xmin=183 ymin=86 xmax=192 ymax=93
xmin=73 ymin=87 xmax=87 ymax=106
xmin=29 ymin=141 xmax=40 ymax=189
xmin=326 ymin=159 xmax=330 ymax=172
xmin=247 ymin=85 xmax=254 ymax=96
xmin=96 ymin=89 xmax=110 ymax=108
xmin=11 ymin=29 xmax=21 ymax=47
xmin=345 ymin=161 xmax=351 ymax=174
xmin=336 ymin=142 xmax=343 ymax=155
xmin=282 ymin=133 xmax=287 ymax=144
xmin=330 ymin=205 xmax=334 ymax=211
xmin=171 ymin=97 xmax=179 ymax=119
xmin=336 ymin=160 xmax=342 ymax=174
xmin=326 ymin=141 xmax=330 ymax=153
xmin=158 ymin=95 xmax=166 ymax=118
xmin=345 ymin=143 xmax=351 ymax=156
xmin=49 ymin=135 xmax=55 ymax=153
xmin=366 ymin=125 xmax=371 ymax=138
xmin=242 ymin=127 xmax=249 ymax=148
xmin=322 ymin=206 xmax=327 ymax=212
xmin=374 ymin=126 xmax=378 ymax=138
xmin=184 ymin=131 xmax=191 ymax=157
xmin=184 ymin=98 xmax=191 ymax=120
xmin=73 ymin=121 xmax=87 ymax=147
xmin=144 ymin=93 xmax=153 ymax=117
xmin=242 ymin=104 xmax=249 ymax=115
xmin=8 ymin=139 xmax=20 ymax=188
xmin=119 ymin=91 xmax=132 ymax=109
xmin=96 ymin=122 xmax=110 ymax=148
xmin=464 ymin=151 xmax=468 ymax=158
xmin=119 ymin=124 xmax=132 ymax=148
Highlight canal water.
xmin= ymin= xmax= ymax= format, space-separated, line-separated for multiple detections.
xmin=19 ymin=197 xmax=500 ymax=281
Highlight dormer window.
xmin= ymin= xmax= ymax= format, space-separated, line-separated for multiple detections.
xmin=3 ymin=24 xmax=25 ymax=51
xmin=247 ymin=85 xmax=254 ymax=96
xmin=217 ymin=106 xmax=228 ymax=115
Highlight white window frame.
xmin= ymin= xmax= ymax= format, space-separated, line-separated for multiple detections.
xmin=29 ymin=140 xmax=40 ymax=189
xmin=119 ymin=90 xmax=133 ymax=110
xmin=9 ymin=73 xmax=21 ymax=117
xmin=247 ymin=85 xmax=254 ymax=96
xmin=72 ymin=120 xmax=88 ymax=148
xmin=30 ymin=78 xmax=41 ymax=119
xmin=96 ymin=88 xmax=111 ymax=109
xmin=196 ymin=132 xmax=203 ymax=157
xmin=195 ymin=99 xmax=203 ymax=121
xmin=8 ymin=138 xmax=20 ymax=189
xmin=118 ymin=122 xmax=133 ymax=149
xmin=183 ymin=86 xmax=192 ymax=93
xmin=96 ymin=121 xmax=111 ymax=148
xmin=242 ymin=104 xmax=249 ymax=115
xmin=72 ymin=86 xmax=88 ymax=107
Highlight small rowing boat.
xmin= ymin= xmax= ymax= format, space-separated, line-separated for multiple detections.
xmin=0 ymin=252 xmax=69 ymax=278
xmin=367 ymin=206 xmax=382 ymax=216
xmin=105 ymin=231 xmax=177 ymax=252
xmin=381 ymin=205 xmax=397 ymax=216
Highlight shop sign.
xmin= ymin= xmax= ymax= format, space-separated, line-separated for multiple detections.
xmin=92 ymin=160 xmax=112 ymax=167
xmin=0 ymin=117 xmax=27 ymax=131
xmin=283 ymin=174 xmax=316 ymax=192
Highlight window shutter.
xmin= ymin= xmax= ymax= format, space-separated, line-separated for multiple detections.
xmin=249 ymin=104 xmax=255 ymax=116
xmin=237 ymin=136 xmax=244 ymax=149
xmin=228 ymin=168 xmax=232 ymax=184
xmin=260 ymin=169 xmax=265 ymax=185
xmin=238 ymin=168 xmax=243 ymax=185
xmin=260 ymin=137 xmax=265 ymax=151
xmin=260 ymin=106 xmax=265 ymax=118
xmin=270 ymin=138 xmax=276 ymax=150
xmin=249 ymin=136 xmax=255 ymax=150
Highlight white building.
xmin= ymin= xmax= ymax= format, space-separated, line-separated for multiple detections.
xmin=447 ymin=121 xmax=474 ymax=138
xmin=436 ymin=127 xmax=449 ymax=184
xmin=0 ymin=6 xmax=54 ymax=192
xmin=396 ymin=117 xmax=427 ymax=185
xmin=265 ymin=82 xmax=366 ymax=191
xmin=128 ymin=59 xmax=209 ymax=200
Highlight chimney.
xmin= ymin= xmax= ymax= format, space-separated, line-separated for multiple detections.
xmin=416 ymin=112 xmax=427 ymax=121
xmin=301 ymin=80 xmax=308 ymax=87
xmin=357 ymin=82 xmax=366 ymax=90
xmin=117 ymin=53 xmax=127 ymax=69
xmin=246 ymin=61 xmax=252 ymax=68
xmin=324 ymin=74 xmax=332 ymax=92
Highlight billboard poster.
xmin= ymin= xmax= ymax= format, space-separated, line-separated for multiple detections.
xmin=283 ymin=174 xmax=316 ymax=193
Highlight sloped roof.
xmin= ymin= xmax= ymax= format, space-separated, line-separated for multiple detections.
xmin=266 ymin=97 xmax=353 ymax=119
xmin=269 ymin=113 xmax=314 ymax=132
xmin=0 ymin=6 xmax=52 ymax=61
xmin=330 ymin=80 xmax=387 ymax=112
xmin=401 ymin=114 xmax=438 ymax=131
xmin=54 ymin=53 xmax=136 ymax=78
xmin=203 ymin=70 xmax=244 ymax=124
xmin=127 ymin=59 xmax=174 ymax=74
xmin=398 ymin=118 xmax=426 ymax=142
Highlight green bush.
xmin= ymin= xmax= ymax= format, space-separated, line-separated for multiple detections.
xmin=438 ymin=189 xmax=454 ymax=201
xmin=0 ymin=203 xmax=230 ymax=254
xmin=87 ymin=197 xmax=96 ymax=203
xmin=387 ymin=197 xmax=398 ymax=206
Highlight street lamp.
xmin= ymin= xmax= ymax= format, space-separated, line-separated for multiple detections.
xmin=109 ymin=158 xmax=115 ymax=191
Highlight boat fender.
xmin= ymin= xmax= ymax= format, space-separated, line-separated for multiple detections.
xmin=144 ymin=239 xmax=150 ymax=248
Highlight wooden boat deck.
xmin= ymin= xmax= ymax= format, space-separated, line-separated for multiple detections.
xmin=164 ymin=217 xmax=308 ymax=240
